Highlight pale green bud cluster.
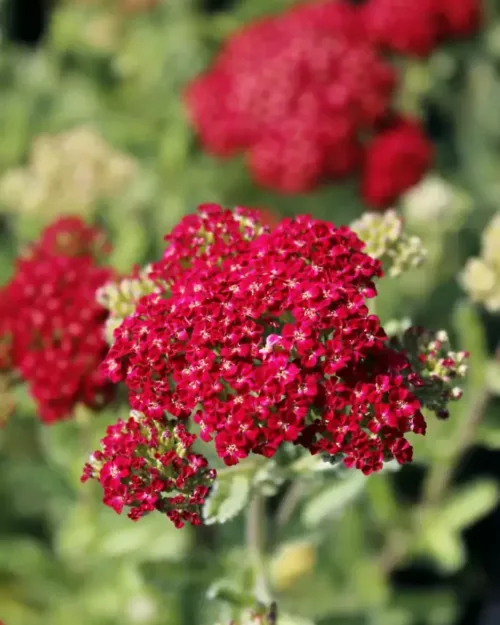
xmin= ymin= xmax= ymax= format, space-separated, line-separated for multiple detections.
xmin=350 ymin=210 xmax=427 ymax=277
xmin=402 ymin=174 xmax=471 ymax=232
xmin=96 ymin=265 xmax=159 ymax=342
xmin=461 ymin=213 xmax=500 ymax=312
xmin=0 ymin=126 xmax=137 ymax=219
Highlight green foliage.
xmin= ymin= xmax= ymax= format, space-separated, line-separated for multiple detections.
xmin=203 ymin=473 xmax=251 ymax=525
xmin=302 ymin=471 xmax=366 ymax=529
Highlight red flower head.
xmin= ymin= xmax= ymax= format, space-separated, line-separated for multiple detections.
xmin=361 ymin=0 xmax=441 ymax=57
xmin=3 ymin=217 xmax=115 ymax=423
xmin=148 ymin=203 xmax=270 ymax=288
xmin=436 ymin=0 xmax=481 ymax=39
xmin=103 ymin=208 xmax=427 ymax=478
xmin=29 ymin=215 xmax=110 ymax=259
xmin=186 ymin=1 xmax=395 ymax=193
xmin=82 ymin=410 xmax=216 ymax=527
xmin=362 ymin=0 xmax=481 ymax=57
xmin=361 ymin=118 xmax=434 ymax=209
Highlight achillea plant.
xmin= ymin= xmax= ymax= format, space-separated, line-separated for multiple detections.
xmin=0 ymin=217 xmax=115 ymax=423
xmin=83 ymin=204 xmax=468 ymax=528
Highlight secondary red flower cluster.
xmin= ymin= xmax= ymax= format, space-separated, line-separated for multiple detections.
xmin=86 ymin=205 xmax=432 ymax=527
xmin=82 ymin=412 xmax=216 ymax=527
xmin=187 ymin=0 xmax=480 ymax=204
xmin=185 ymin=1 xmax=439 ymax=206
xmin=0 ymin=217 xmax=115 ymax=423
xmin=362 ymin=0 xmax=481 ymax=57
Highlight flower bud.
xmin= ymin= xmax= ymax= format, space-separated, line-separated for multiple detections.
xmin=351 ymin=210 xmax=427 ymax=278
xmin=402 ymin=174 xmax=471 ymax=232
xmin=96 ymin=265 xmax=159 ymax=343
xmin=461 ymin=212 xmax=500 ymax=311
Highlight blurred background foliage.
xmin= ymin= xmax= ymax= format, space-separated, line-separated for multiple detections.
xmin=2 ymin=1 xmax=500 ymax=625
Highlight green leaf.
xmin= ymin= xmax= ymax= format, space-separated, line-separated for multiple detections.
xmin=422 ymin=524 xmax=465 ymax=573
xmin=366 ymin=474 xmax=401 ymax=528
xmin=203 ymin=474 xmax=251 ymax=525
xmin=477 ymin=423 xmax=500 ymax=449
xmin=54 ymin=503 xmax=96 ymax=569
xmin=0 ymin=538 xmax=50 ymax=578
xmin=39 ymin=420 xmax=88 ymax=488
xmin=368 ymin=608 xmax=412 ymax=625
xmin=485 ymin=360 xmax=500 ymax=395
xmin=206 ymin=579 xmax=254 ymax=607
xmin=441 ymin=480 xmax=498 ymax=530
xmin=278 ymin=574 xmax=359 ymax=620
xmin=302 ymin=471 xmax=366 ymax=528
xmin=392 ymin=590 xmax=458 ymax=625
xmin=351 ymin=560 xmax=390 ymax=608
xmin=97 ymin=509 xmax=190 ymax=562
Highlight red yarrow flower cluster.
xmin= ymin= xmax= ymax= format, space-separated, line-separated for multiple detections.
xmin=362 ymin=118 xmax=434 ymax=209
xmin=185 ymin=1 xmax=396 ymax=193
xmin=361 ymin=0 xmax=481 ymax=57
xmin=148 ymin=204 xmax=269 ymax=289
xmin=102 ymin=210 xmax=427 ymax=478
xmin=0 ymin=217 xmax=115 ymax=423
xmin=82 ymin=410 xmax=216 ymax=527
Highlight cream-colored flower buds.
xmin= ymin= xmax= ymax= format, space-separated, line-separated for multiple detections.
xmin=351 ymin=209 xmax=427 ymax=277
xmin=461 ymin=213 xmax=500 ymax=312
xmin=96 ymin=265 xmax=159 ymax=342
xmin=0 ymin=126 xmax=137 ymax=220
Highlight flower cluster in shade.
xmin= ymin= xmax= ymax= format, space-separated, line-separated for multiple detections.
xmin=350 ymin=209 xmax=427 ymax=277
xmin=361 ymin=0 xmax=481 ymax=57
xmin=0 ymin=127 xmax=136 ymax=220
xmin=460 ymin=213 xmax=500 ymax=312
xmin=185 ymin=1 xmax=433 ymax=206
xmin=0 ymin=217 xmax=115 ymax=424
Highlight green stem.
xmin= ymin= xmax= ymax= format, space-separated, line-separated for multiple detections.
xmin=246 ymin=494 xmax=272 ymax=604
xmin=275 ymin=481 xmax=306 ymax=528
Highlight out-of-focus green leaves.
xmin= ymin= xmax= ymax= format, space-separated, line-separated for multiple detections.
xmin=420 ymin=522 xmax=465 ymax=573
xmin=417 ymin=481 xmax=498 ymax=573
xmin=203 ymin=473 xmax=251 ymax=525
xmin=302 ymin=471 xmax=366 ymax=528
xmin=276 ymin=614 xmax=315 ymax=625
xmin=440 ymin=480 xmax=499 ymax=530
xmin=55 ymin=499 xmax=190 ymax=568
